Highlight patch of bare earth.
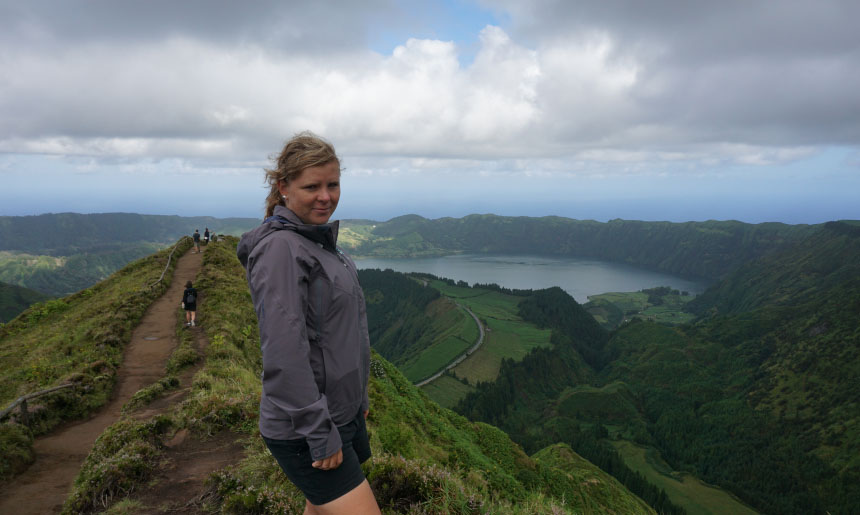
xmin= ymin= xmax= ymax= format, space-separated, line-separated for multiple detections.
xmin=130 ymin=430 xmax=246 ymax=514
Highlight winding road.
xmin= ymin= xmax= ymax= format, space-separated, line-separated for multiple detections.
xmin=415 ymin=303 xmax=485 ymax=387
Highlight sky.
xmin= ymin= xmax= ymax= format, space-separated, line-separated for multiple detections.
xmin=1 ymin=0 xmax=858 ymax=224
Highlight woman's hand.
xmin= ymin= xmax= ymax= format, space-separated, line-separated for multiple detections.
xmin=312 ymin=449 xmax=343 ymax=470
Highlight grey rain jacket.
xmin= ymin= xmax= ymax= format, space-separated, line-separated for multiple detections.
xmin=236 ymin=206 xmax=370 ymax=461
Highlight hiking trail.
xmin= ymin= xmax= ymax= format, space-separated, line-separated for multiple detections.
xmin=0 ymin=246 xmax=244 ymax=514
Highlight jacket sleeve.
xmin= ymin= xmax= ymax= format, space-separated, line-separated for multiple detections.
xmin=249 ymin=235 xmax=341 ymax=461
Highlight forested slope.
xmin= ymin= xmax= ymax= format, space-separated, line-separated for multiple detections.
xmin=0 ymin=281 xmax=52 ymax=323
xmin=451 ymin=221 xmax=860 ymax=514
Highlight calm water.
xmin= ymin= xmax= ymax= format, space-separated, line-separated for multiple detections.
xmin=354 ymin=254 xmax=708 ymax=303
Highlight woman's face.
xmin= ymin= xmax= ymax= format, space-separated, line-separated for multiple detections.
xmin=278 ymin=161 xmax=341 ymax=225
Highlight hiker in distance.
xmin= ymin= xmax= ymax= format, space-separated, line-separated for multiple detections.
xmin=182 ymin=280 xmax=197 ymax=327
xmin=192 ymin=229 xmax=201 ymax=253
xmin=204 ymin=227 xmax=210 ymax=243
xmin=237 ymin=132 xmax=379 ymax=515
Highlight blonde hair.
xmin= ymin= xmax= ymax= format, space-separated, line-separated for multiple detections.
xmin=264 ymin=131 xmax=340 ymax=218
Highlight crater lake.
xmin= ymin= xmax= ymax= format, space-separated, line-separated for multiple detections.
xmin=353 ymin=254 xmax=708 ymax=303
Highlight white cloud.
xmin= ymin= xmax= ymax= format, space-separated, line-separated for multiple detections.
xmin=1 ymin=2 xmax=858 ymax=186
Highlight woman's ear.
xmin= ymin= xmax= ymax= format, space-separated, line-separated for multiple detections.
xmin=277 ymin=180 xmax=289 ymax=201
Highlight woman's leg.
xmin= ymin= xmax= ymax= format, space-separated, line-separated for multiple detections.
xmin=306 ymin=480 xmax=379 ymax=515
xmin=191 ymin=310 xmax=196 ymax=326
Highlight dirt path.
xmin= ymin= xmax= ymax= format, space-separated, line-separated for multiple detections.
xmin=0 ymin=248 xmax=204 ymax=515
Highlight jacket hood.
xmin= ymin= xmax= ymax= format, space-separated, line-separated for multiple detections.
xmin=237 ymin=206 xmax=340 ymax=268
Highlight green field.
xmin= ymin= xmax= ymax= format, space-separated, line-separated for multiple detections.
xmin=611 ymin=440 xmax=759 ymax=515
xmin=416 ymin=280 xmax=551 ymax=406
xmin=398 ymin=302 xmax=477 ymax=382
xmin=586 ymin=290 xmax=696 ymax=328
xmin=420 ymin=374 xmax=476 ymax=409
xmin=455 ymin=317 xmax=551 ymax=384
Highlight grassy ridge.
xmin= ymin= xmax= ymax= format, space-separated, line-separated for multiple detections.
xmin=0 ymin=237 xmax=193 ymax=479
xmin=68 ymin=236 xmax=652 ymax=513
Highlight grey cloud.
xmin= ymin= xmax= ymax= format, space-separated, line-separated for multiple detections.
xmin=0 ymin=0 xmax=394 ymax=53
xmin=487 ymin=0 xmax=860 ymax=147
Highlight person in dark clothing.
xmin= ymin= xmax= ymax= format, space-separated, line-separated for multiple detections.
xmin=237 ymin=132 xmax=379 ymax=515
xmin=192 ymin=229 xmax=201 ymax=253
xmin=182 ymin=280 xmax=197 ymax=326
xmin=204 ymin=227 xmax=210 ymax=243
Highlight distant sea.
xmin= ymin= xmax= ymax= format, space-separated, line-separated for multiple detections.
xmin=354 ymin=254 xmax=708 ymax=303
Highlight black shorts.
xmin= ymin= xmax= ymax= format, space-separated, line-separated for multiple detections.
xmin=263 ymin=410 xmax=371 ymax=506
xmin=184 ymin=303 xmax=196 ymax=312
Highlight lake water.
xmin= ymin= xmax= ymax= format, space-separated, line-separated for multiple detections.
xmin=354 ymin=254 xmax=708 ymax=303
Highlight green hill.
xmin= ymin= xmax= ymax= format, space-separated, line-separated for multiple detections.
xmin=452 ymin=222 xmax=860 ymax=514
xmin=0 ymin=212 xmax=257 ymax=255
xmin=341 ymin=214 xmax=818 ymax=280
xmin=0 ymin=281 xmax=52 ymax=323
xmin=0 ymin=212 xmax=258 ymax=295
xmin=1 ymin=236 xmax=653 ymax=513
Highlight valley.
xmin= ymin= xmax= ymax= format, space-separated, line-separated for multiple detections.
xmin=1 ymin=213 xmax=857 ymax=514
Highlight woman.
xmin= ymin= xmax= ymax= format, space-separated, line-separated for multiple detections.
xmin=237 ymin=132 xmax=379 ymax=514
xmin=182 ymin=280 xmax=197 ymax=327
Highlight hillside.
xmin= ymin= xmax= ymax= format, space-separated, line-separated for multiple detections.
xmin=341 ymin=214 xmax=818 ymax=280
xmin=0 ymin=237 xmax=192 ymax=479
xmin=0 ymin=212 xmax=258 ymax=255
xmin=0 ymin=212 xmax=258 ymax=295
xmin=452 ymin=222 xmax=860 ymax=514
xmin=0 ymin=281 xmax=52 ymax=323
xmin=1 ymin=236 xmax=653 ymax=513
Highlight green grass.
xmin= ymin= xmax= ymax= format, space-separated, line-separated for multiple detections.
xmin=455 ymin=318 xmax=551 ymax=385
xmin=408 ymin=280 xmax=551 ymax=407
xmin=585 ymin=291 xmax=696 ymax=329
xmin=421 ymin=374 xmax=476 ymax=409
xmin=67 ymin=236 xmax=651 ymax=514
xmin=399 ymin=307 xmax=477 ymax=382
xmin=611 ymin=440 xmax=758 ymax=515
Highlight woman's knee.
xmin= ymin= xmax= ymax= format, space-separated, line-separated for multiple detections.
xmin=311 ymin=480 xmax=379 ymax=515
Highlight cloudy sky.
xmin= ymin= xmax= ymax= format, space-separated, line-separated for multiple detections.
xmin=1 ymin=0 xmax=858 ymax=223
